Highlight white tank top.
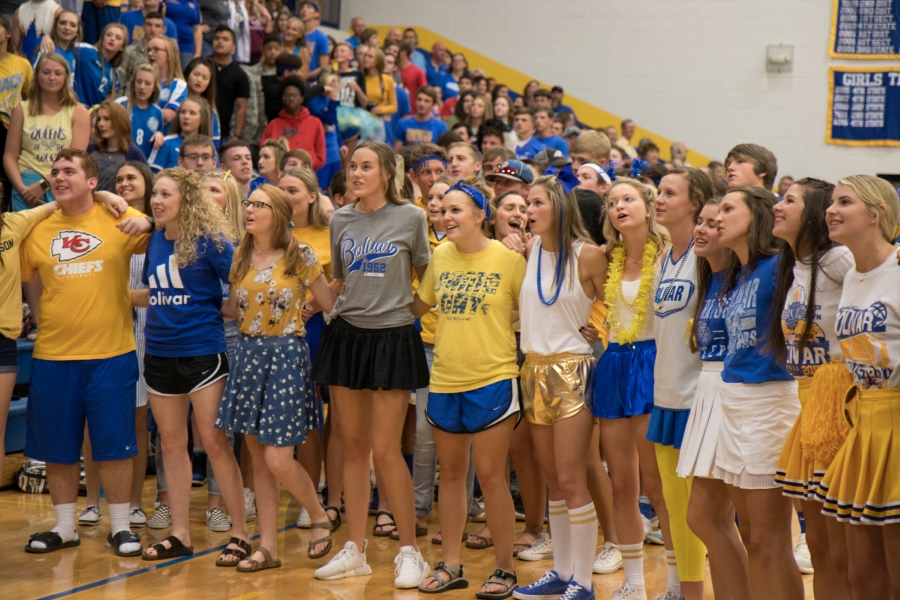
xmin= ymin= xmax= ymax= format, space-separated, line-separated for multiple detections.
xmin=520 ymin=238 xmax=593 ymax=355
xmin=18 ymin=0 xmax=60 ymax=39
xmin=609 ymin=266 xmax=658 ymax=344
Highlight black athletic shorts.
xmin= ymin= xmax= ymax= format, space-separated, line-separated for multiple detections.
xmin=143 ymin=352 xmax=229 ymax=396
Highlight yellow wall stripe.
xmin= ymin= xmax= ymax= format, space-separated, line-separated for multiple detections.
xmin=371 ymin=25 xmax=713 ymax=167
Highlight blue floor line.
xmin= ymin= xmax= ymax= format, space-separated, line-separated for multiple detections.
xmin=38 ymin=523 xmax=298 ymax=600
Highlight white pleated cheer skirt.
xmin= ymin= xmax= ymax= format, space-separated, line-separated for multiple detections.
xmin=677 ymin=362 xmax=725 ymax=479
xmin=712 ymin=379 xmax=800 ymax=489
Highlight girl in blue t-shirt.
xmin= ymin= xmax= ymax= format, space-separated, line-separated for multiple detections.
xmin=135 ymin=167 xmax=251 ymax=566
xmin=712 ymin=185 xmax=802 ymax=598
xmin=147 ymin=36 xmax=187 ymax=132
xmin=33 ymin=9 xmax=79 ymax=88
xmin=118 ymin=64 xmax=165 ymax=158
xmin=183 ymin=58 xmax=221 ymax=148
xmin=73 ymin=23 xmax=127 ymax=108
xmin=148 ymin=97 xmax=210 ymax=172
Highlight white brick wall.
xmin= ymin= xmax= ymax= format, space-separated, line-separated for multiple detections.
xmin=341 ymin=0 xmax=900 ymax=182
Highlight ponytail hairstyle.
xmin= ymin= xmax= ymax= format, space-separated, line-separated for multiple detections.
xmin=765 ymin=178 xmax=837 ymax=363
xmin=689 ymin=196 xmax=723 ymax=353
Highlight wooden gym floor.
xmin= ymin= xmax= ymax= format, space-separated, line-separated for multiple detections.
xmin=0 ymin=478 xmax=815 ymax=600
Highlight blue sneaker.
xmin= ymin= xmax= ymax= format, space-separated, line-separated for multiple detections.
xmin=559 ymin=583 xmax=595 ymax=600
xmin=512 ymin=571 xmax=571 ymax=600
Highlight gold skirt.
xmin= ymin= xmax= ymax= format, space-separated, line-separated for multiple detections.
xmin=520 ymin=352 xmax=594 ymax=426
xmin=775 ymin=379 xmax=825 ymax=499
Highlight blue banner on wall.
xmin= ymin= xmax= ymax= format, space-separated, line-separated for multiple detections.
xmin=827 ymin=67 xmax=900 ymax=147
xmin=830 ymin=0 xmax=900 ymax=58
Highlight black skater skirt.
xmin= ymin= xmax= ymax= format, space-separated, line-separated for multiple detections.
xmin=311 ymin=317 xmax=430 ymax=391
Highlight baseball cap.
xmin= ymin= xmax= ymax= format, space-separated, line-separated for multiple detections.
xmin=551 ymin=85 xmax=564 ymax=94
xmin=564 ymin=126 xmax=581 ymax=138
xmin=485 ymin=160 xmax=535 ymax=184
xmin=533 ymin=148 xmax=571 ymax=167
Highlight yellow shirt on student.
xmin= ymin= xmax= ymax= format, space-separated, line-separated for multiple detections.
xmin=0 ymin=206 xmax=49 ymax=340
xmin=0 ymin=54 xmax=33 ymax=128
xmin=364 ymin=73 xmax=398 ymax=116
xmin=233 ymin=244 xmax=323 ymax=337
xmin=418 ymin=225 xmax=448 ymax=345
xmin=418 ymin=240 xmax=526 ymax=393
xmin=293 ymin=225 xmax=331 ymax=278
xmin=20 ymin=205 xmax=149 ymax=360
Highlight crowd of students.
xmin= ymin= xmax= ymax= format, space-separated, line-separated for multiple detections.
xmin=0 ymin=3 xmax=898 ymax=600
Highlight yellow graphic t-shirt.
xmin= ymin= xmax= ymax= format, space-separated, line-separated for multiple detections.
xmin=418 ymin=225 xmax=448 ymax=345
xmin=0 ymin=54 xmax=33 ymax=128
xmin=234 ymin=244 xmax=323 ymax=337
xmin=0 ymin=206 xmax=49 ymax=339
xmin=418 ymin=240 xmax=526 ymax=393
xmin=20 ymin=205 xmax=149 ymax=360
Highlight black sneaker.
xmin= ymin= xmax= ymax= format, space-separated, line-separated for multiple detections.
xmin=191 ymin=452 xmax=207 ymax=487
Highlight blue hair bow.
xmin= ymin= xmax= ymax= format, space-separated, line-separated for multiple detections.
xmin=630 ymin=159 xmax=651 ymax=179
xmin=604 ymin=162 xmax=618 ymax=183
xmin=447 ymin=181 xmax=490 ymax=219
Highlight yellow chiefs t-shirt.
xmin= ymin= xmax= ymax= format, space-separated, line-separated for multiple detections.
xmin=418 ymin=240 xmax=526 ymax=393
xmin=0 ymin=206 xmax=49 ymax=340
xmin=20 ymin=205 xmax=149 ymax=360
xmin=418 ymin=225 xmax=448 ymax=345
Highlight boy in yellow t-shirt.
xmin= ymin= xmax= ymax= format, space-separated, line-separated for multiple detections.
xmin=19 ymin=150 xmax=152 ymax=557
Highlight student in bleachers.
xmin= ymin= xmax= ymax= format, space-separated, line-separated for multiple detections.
xmin=13 ymin=0 xmax=62 ymax=61
xmin=298 ymin=1 xmax=328 ymax=82
xmin=148 ymin=97 xmax=212 ymax=171
xmin=279 ymin=17 xmax=309 ymax=77
xmin=146 ymin=36 xmax=187 ymax=131
xmin=393 ymin=86 xmax=447 ymax=150
xmin=183 ymin=58 xmax=221 ymax=148
xmin=88 ymin=100 xmax=147 ymax=192
xmin=0 ymin=15 xmax=33 ymax=201
xmin=256 ymin=138 xmax=287 ymax=184
xmin=117 ymin=64 xmax=164 ymax=158
xmin=119 ymin=0 xmax=177 ymax=44
xmin=462 ymin=94 xmax=491 ymax=144
xmin=6 ymin=53 xmax=89 ymax=211
xmin=260 ymin=76 xmax=325 ymax=169
xmin=73 ymin=23 xmax=127 ymax=108
xmin=119 ymin=12 xmax=169 ymax=96
xmin=32 ymin=9 xmax=78 ymax=82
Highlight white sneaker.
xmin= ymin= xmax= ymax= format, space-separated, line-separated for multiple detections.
xmin=314 ymin=540 xmax=373 ymax=580
xmin=654 ymin=591 xmax=682 ymax=600
xmin=611 ymin=582 xmax=648 ymax=600
xmin=593 ymin=541 xmax=623 ymax=574
xmin=643 ymin=516 xmax=664 ymax=545
xmin=393 ymin=545 xmax=428 ymax=589
xmin=78 ymin=505 xmax=101 ymax=526
xmin=206 ymin=508 xmax=231 ymax=532
xmin=244 ymin=488 xmax=256 ymax=523
xmin=296 ymin=506 xmax=312 ymax=528
xmin=794 ymin=533 xmax=813 ymax=574
xmin=129 ymin=507 xmax=148 ymax=527
xmin=147 ymin=505 xmax=171 ymax=529
xmin=469 ymin=500 xmax=486 ymax=522
xmin=517 ymin=534 xmax=554 ymax=561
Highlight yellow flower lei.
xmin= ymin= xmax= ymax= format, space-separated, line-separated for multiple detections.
xmin=604 ymin=239 xmax=658 ymax=345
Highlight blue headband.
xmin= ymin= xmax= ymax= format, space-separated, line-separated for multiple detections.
xmin=447 ymin=181 xmax=490 ymax=219
xmin=412 ymin=154 xmax=447 ymax=173
xmin=630 ymin=158 xmax=651 ymax=179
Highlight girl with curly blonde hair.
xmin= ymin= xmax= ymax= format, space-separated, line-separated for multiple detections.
xmin=217 ymin=185 xmax=338 ymax=571
xmin=136 ymin=167 xmax=252 ymax=567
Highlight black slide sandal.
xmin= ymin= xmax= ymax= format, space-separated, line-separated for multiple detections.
xmin=25 ymin=532 xmax=81 ymax=554
xmin=107 ymin=531 xmax=143 ymax=557
xmin=372 ymin=511 xmax=396 ymax=537
xmin=216 ymin=537 xmax=252 ymax=567
xmin=142 ymin=535 xmax=194 ymax=561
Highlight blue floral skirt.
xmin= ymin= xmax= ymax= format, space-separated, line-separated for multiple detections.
xmin=215 ymin=334 xmax=320 ymax=447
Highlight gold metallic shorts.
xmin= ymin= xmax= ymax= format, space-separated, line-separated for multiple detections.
xmin=520 ymin=353 xmax=595 ymax=426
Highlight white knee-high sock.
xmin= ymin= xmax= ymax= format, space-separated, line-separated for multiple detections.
xmin=620 ymin=541 xmax=645 ymax=589
xmin=665 ymin=549 xmax=681 ymax=593
xmin=548 ymin=499 xmax=573 ymax=581
xmin=568 ymin=502 xmax=598 ymax=589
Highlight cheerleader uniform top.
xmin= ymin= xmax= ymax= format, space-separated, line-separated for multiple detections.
xmin=520 ymin=238 xmax=592 ymax=356
xmin=836 ymin=254 xmax=900 ymax=389
xmin=696 ymin=271 xmax=728 ymax=362
xmin=722 ymin=254 xmax=792 ymax=384
xmin=782 ymin=246 xmax=853 ymax=379
xmin=654 ymin=245 xmax=700 ymax=411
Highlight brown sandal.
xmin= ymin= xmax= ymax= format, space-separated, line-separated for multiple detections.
xmin=465 ymin=533 xmax=494 ymax=550
xmin=512 ymin=526 xmax=543 ymax=557
xmin=308 ymin=520 xmax=334 ymax=559
xmin=237 ymin=547 xmax=282 ymax=572
xmin=390 ymin=523 xmax=428 ymax=541
xmin=431 ymin=531 xmax=469 ymax=545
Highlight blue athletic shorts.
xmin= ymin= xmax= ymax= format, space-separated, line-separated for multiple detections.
xmin=427 ymin=378 xmax=520 ymax=434
xmin=25 ymin=352 xmax=139 ymax=464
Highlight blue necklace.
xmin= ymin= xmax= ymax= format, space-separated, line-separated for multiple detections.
xmin=537 ymin=242 xmax=565 ymax=306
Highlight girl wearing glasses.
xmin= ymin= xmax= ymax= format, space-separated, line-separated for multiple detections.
xmin=217 ymin=185 xmax=338 ymax=572
xmin=146 ymin=36 xmax=187 ymax=132
xmin=133 ymin=167 xmax=251 ymax=566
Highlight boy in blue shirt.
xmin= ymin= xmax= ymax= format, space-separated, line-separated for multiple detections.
xmin=534 ymin=107 xmax=569 ymax=157
xmin=299 ymin=2 xmax=330 ymax=83
xmin=512 ymin=108 xmax=546 ymax=160
xmin=120 ymin=0 xmax=178 ymax=43
xmin=394 ymin=86 xmax=448 ymax=150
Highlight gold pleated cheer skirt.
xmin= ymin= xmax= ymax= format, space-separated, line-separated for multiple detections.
xmin=817 ymin=386 xmax=900 ymax=525
xmin=520 ymin=352 xmax=594 ymax=426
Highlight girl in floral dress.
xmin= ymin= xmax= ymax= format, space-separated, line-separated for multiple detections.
xmin=217 ymin=184 xmax=338 ymax=572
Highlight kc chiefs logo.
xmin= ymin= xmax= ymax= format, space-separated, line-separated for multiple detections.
xmin=50 ymin=230 xmax=103 ymax=262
